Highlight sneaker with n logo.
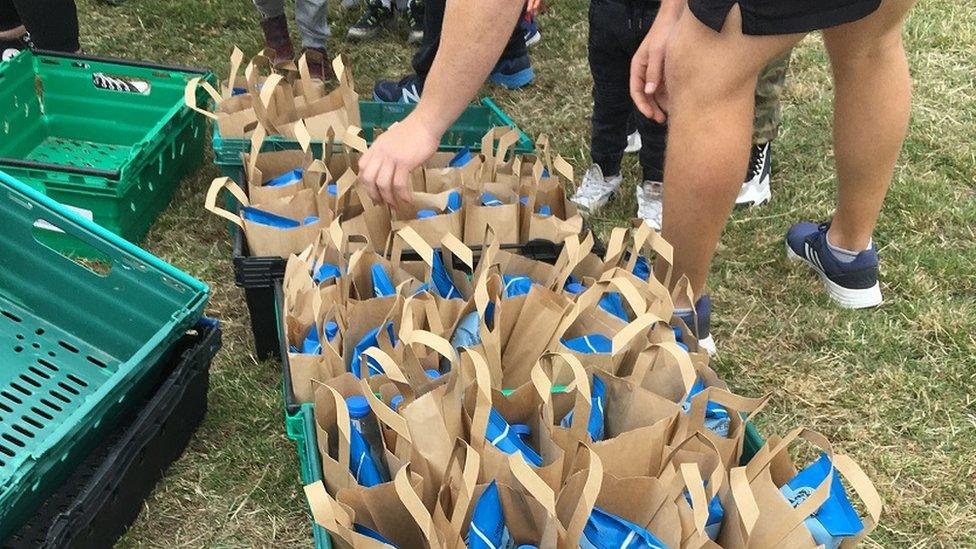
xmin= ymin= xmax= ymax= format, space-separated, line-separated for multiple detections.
xmin=786 ymin=221 xmax=882 ymax=309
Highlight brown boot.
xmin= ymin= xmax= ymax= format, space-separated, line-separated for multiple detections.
xmin=259 ymin=14 xmax=294 ymax=65
xmin=302 ymin=48 xmax=335 ymax=82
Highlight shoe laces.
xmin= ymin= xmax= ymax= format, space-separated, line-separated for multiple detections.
xmin=637 ymin=182 xmax=664 ymax=217
xmin=746 ymin=144 xmax=765 ymax=179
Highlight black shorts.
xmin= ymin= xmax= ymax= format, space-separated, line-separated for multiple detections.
xmin=689 ymin=0 xmax=882 ymax=35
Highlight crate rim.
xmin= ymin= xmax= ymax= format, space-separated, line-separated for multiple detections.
xmin=0 ymin=50 xmax=215 ymax=184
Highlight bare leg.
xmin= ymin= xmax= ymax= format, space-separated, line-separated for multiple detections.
xmin=824 ymin=0 xmax=917 ymax=251
xmin=656 ymin=6 xmax=802 ymax=303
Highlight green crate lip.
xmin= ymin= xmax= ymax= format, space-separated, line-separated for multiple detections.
xmin=0 ymin=50 xmax=216 ymax=191
xmin=212 ymin=97 xmax=534 ymax=168
xmin=0 ymin=170 xmax=210 ymax=528
xmin=285 ymin=376 xmax=765 ymax=549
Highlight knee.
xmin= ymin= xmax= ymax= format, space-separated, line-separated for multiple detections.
xmin=665 ymin=41 xmax=756 ymax=109
xmin=829 ymin=30 xmax=905 ymax=74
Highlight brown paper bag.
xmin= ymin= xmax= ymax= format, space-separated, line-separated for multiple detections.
xmin=390 ymin=188 xmax=464 ymax=246
xmin=672 ymin=387 xmax=771 ymax=469
xmin=184 ymin=48 xmax=259 ymax=137
xmin=205 ymin=177 xmax=324 ymax=257
xmin=520 ymin=157 xmax=584 ymax=244
xmin=419 ymin=151 xmax=484 ymax=194
xmin=719 ymin=428 xmax=882 ymax=549
xmin=242 ymin=122 xmax=315 ymax=204
xmin=463 ymin=180 xmax=521 ymax=246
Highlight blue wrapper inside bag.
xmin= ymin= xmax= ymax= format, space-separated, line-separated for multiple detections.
xmin=681 ymin=489 xmax=724 ymax=540
xmin=371 ymin=264 xmax=397 ymax=297
xmin=264 ymin=167 xmax=304 ymax=187
xmin=468 ymin=481 xmax=515 ymax=549
xmin=241 ymin=207 xmax=318 ymax=229
xmin=353 ymin=523 xmax=395 ymax=546
xmin=449 ymin=147 xmax=474 ymax=168
xmin=559 ymin=374 xmax=606 ymax=441
xmin=449 ymin=302 xmax=495 ymax=352
xmin=486 ymin=409 xmax=543 ymax=466
xmin=581 ymin=507 xmax=669 ymax=549
xmin=561 ymin=334 xmax=612 ymax=354
xmin=431 ymin=252 xmax=462 ymax=299
xmin=502 ymin=275 xmax=533 ymax=299
xmin=780 ymin=453 xmax=864 ymax=549
xmin=481 ymin=192 xmax=505 ymax=207
xmin=313 ymin=262 xmax=342 ymax=284
xmin=350 ymin=322 xmax=398 ymax=378
xmin=562 ymin=276 xmax=629 ymax=321
xmin=632 ymin=255 xmax=651 ymax=281
xmin=681 ymin=379 xmax=731 ymax=438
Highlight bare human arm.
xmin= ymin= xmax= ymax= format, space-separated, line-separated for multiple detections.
xmin=358 ymin=0 xmax=525 ymax=207
xmin=630 ymin=0 xmax=687 ymax=122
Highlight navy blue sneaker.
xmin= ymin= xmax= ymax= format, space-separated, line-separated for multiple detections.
xmin=786 ymin=221 xmax=882 ymax=309
xmin=489 ymin=54 xmax=535 ymax=89
xmin=520 ymin=14 xmax=541 ymax=47
xmin=373 ymin=74 xmax=423 ymax=104
xmin=675 ymin=295 xmax=715 ymax=356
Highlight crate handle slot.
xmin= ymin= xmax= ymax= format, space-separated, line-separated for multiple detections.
xmin=31 ymin=218 xmax=113 ymax=277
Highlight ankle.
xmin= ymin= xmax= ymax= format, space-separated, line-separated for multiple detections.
xmin=826 ymin=226 xmax=871 ymax=253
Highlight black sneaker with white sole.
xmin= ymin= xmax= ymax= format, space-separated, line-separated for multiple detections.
xmin=737 ymin=142 xmax=772 ymax=206
xmin=786 ymin=221 xmax=883 ymax=309
xmin=348 ymin=0 xmax=394 ymax=39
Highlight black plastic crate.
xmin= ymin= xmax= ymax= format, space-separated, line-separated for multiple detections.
xmin=5 ymin=318 xmax=221 ymax=549
xmin=234 ymin=224 xmax=605 ymax=362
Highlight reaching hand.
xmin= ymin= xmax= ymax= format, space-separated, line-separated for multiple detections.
xmin=526 ymin=0 xmax=544 ymax=15
xmin=358 ymin=114 xmax=440 ymax=208
xmin=630 ymin=19 xmax=675 ymax=124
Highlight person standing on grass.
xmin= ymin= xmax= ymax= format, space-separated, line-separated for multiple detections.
xmin=356 ymin=0 xmax=915 ymax=355
xmin=0 ymin=0 xmax=79 ymax=60
xmin=627 ymin=0 xmax=916 ymax=352
xmin=253 ymin=0 xmax=332 ymax=80
xmin=572 ymin=0 xmax=793 ymax=230
xmin=371 ymin=0 xmax=535 ymax=103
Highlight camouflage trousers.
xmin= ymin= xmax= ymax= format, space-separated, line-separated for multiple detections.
xmin=752 ymin=51 xmax=792 ymax=145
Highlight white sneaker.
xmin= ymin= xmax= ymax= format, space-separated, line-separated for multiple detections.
xmin=625 ymin=131 xmax=642 ymax=154
xmin=636 ymin=181 xmax=663 ymax=231
xmin=737 ymin=142 xmax=772 ymax=206
xmin=571 ymin=164 xmax=622 ymax=213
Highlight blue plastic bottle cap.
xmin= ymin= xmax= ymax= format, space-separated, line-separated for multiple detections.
xmin=511 ymin=423 xmax=531 ymax=438
xmin=327 ymin=183 xmax=338 ymax=196
xmin=519 ymin=196 xmax=529 ymax=205
xmin=538 ymin=205 xmax=552 ymax=216
xmin=391 ymin=395 xmax=404 ymax=410
xmin=672 ymin=326 xmax=683 ymax=340
xmin=417 ymin=209 xmax=438 ymax=219
xmin=303 ymin=216 xmax=319 ymax=225
xmin=425 ymin=369 xmax=442 ymax=379
xmin=346 ymin=395 xmax=371 ymax=419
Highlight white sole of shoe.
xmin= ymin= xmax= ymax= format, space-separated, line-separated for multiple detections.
xmin=697 ymin=335 xmax=717 ymax=357
xmin=735 ymin=173 xmax=771 ymax=206
xmin=525 ymin=33 xmax=541 ymax=47
xmin=786 ymin=242 xmax=883 ymax=309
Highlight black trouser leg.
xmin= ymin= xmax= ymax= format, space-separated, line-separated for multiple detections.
xmin=589 ymin=0 xmax=665 ymax=182
xmin=412 ymin=0 xmax=526 ymax=86
xmin=588 ymin=0 xmax=634 ymax=178
xmin=2 ymin=0 xmax=79 ymax=51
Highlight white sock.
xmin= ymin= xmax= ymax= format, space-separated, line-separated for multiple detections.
xmin=826 ymin=234 xmax=871 ymax=264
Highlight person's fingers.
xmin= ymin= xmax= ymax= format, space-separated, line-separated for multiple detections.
xmin=359 ymin=150 xmax=383 ymax=204
xmin=375 ymin=159 xmax=398 ymax=207
xmin=643 ymin=48 xmax=667 ymax=123
xmin=393 ymin=163 xmax=413 ymax=205
xmin=630 ymin=52 xmax=657 ymax=119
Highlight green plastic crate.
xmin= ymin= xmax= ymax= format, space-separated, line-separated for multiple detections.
xmin=285 ymin=386 xmax=765 ymax=549
xmin=212 ymin=97 xmax=534 ymax=184
xmin=0 ymin=170 xmax=209 ymax=539
xmin=0 ymin=50 xmax=215 ymax=257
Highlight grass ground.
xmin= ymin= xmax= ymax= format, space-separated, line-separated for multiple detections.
xmin=69 ymin=0 xmax=975 ymax=546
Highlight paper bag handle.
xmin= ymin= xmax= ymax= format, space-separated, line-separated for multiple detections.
xmin=560 ymin=446 xmax=603 ymax=549
xmin=184 ymin=77 xmax=222 ymax=120
xmin=530 ymin=352 xmax=592 ymax=442
xmin=835 ymin=454 xmax=883 ymax=546
xmin=462 ymin=349 xmax=493 ymax=452
xmin=394 ymin=466 xmax=443 ymax=549
xmin=204 ymin=177 xmax=247 ymax=228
